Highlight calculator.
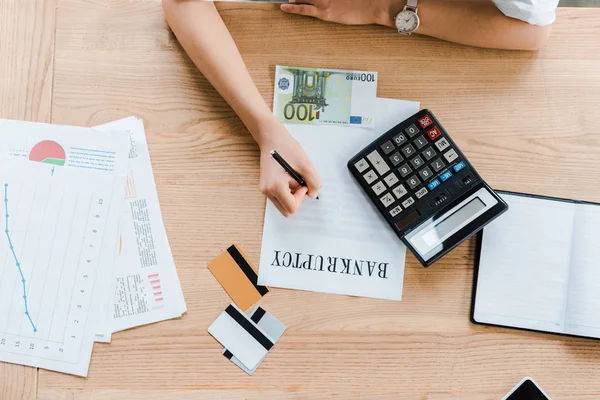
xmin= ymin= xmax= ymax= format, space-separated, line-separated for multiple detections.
xmin=348 ymin=110 xmax=508 ymax=266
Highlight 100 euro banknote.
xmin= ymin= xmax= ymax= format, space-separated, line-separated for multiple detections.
xmin=273 ymin=66 xmax=378 ymax=127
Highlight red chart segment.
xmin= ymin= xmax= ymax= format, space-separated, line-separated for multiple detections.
xmin=29 ymin=140 xmax=66 ymax=166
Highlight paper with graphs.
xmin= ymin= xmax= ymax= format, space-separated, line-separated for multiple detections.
xmin=0 ymin=154 xmax=126 ymax=376
xmin=94 ymin=117 xmax=186 ymax=339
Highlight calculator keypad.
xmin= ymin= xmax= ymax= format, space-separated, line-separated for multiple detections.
xmin=352 ymin=112 xmax=471 ymax=225
xmin=393 ymin=133 xmax=408 ymax=146
xmin=401 ymin=144 xmax=416 ymax=158
xmin=407 ymin=176 xmax=420 ymax=189
xmin=393 ymin=185 xmax=408 ymax=199
xmin=398 ymin=164 xmax=412 ymax=178
xmin=426 ymin=126 xmax=442 ymax=141
xmin=380 ymin=193 xmax=395 ymax=207
xmin=380 ymin=140 xmax=395 ymax=155
xmin=431 ymin=158 xmax=445 ymax=172
xmin=402 ymin=197 xmax=415 ymax=209
xmin=372 ymin=182 xmax=386 ymax=196
xmin=405 ymin=124 xmax=420 ymax=137
xmin=444 ymin=149 xmax=459 ymax=163
xmin=422 ymin=147 xmax=436 ymax=161
xmin=355 ymin=159 xmax=369 ymax=173
xmin=363 ymin=170 xmax=377 ymax=184
xmin=414 ymin=135 xmax=428 ymax=149
xmin=367 ymin=150 xmax=390 ymax=176
xmin=384 ymin=173 xmax=400 ymax=187
xmin=435 ymin=137 xmax=450 ymax=152
xmin=389 ymin=152 xmax=403 ymax=166
xmin=410 ymin=156 xmax=424 ymax=169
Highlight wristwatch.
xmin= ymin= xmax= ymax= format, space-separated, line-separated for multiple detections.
xmin=395 ymin=0 xmax=420 ymax=35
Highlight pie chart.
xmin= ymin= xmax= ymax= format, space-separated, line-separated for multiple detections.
xmin=29 ymin=140 xmax=66 ymax=166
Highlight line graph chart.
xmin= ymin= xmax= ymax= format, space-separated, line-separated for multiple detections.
xmin=3 ymin=184 xmax=37 ymax=332
xmin=0 ymin=161 xmax=125 ymax=376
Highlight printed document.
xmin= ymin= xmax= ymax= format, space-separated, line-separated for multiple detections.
xmin=94 ymin=117 xmax=186 ymax=338
xmin=258 ymin=98 xmax=419 ymax=300
xmin=0 ymin=157 xmax=126 ymax=376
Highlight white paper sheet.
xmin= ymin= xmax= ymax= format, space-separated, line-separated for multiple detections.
xmin=474 ymin=194 xmax=574 ymax=334
xmin=0 ymin=118 xmax=130 ymax=353
xmin=93 ymin=117 xmax=186 ymax=338
xmin=258 ymin=98 xmax=419 ymax=300
xmin=0 ymin=158 xmax=126 ymax=376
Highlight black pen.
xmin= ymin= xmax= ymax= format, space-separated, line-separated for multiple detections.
xmin=270 ymin=150 xmax=319 ymax=199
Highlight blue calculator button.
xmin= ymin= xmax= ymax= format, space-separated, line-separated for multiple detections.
xmin=453 ymin=161 xmax=466 ymax=173
xmin=440 ymin=170 xmax=453 ymax=182
xmin=427 ymin=179 xmax=441 ymax=191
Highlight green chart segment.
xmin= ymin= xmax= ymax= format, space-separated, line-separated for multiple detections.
xmin=29 ymin=140 xmax=66 ymax=166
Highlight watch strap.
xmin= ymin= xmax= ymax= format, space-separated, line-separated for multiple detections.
xmin=405 ymin=0 xmax=418 ymax=12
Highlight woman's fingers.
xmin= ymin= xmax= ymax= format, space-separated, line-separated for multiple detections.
xmin=298 ymin=164 xmax=322 ymax=199
xmin=280 ymin=3 xmax=321 ymax=18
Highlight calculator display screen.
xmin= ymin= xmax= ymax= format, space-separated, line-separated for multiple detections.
xmin=406 ymin=187 xmax=499 ymax=261
xmin=421 ymin=198 xmax=485 ymax=246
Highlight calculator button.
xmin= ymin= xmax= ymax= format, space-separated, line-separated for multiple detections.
xmin=363 ymin=170 xmax=377 ymax=184
xmin=401 ymin=144 xmax=416 ymax=158
xmin=393 ymin=184 xmax=408 ymax=199
xmin=418 ymin=114 xmax=433 ymax=128
xmin=410 ymin=155 xmax=424 ymax=169
xmin=422 ymin=147 xmax=436 ymax=161
xmin=435 ymin=137 xmax=450 ymax=152
xmin=389 ymin=152 xmax=404 ymax=166
xmin=440 ymin=170 xmax=453 ymax=182
xmin=367 ymin=150 xmax=390 ymax=176
xmin=354 ymin=159 xmax=369 ymax=173
xmin=413 ymin=135 xmax=428 ymax=149
xmin=426 ymin=126 xmax=442 ymax=141
xmin=453 ymin=161 xmax=466 ymax=173
xmin=417 ymin=115 xmax=433 ymax=129
xmin=389 ymin=205 xmax=402 ymax=217
xmin=431 ymin=158 xmax=446 ymax=172
xmin=395 ymin=210 xmax=420 ymax=229
xmin=415 ymin=187 xmax=428 ymax=199
xmin=427 ymin=179 xmax=441 ymax=191
xmin=444 ymin=149 xmax=459 ymax=163
xmin=418 ymin=166 xmax=433 ymax=181
xmin=405 ymin=124 xmax=420 ymax=137
xmin=371 ymin=182 xmax=386 ymax=196
xmin=402 ymin=196 xmax=416 ymax=209
xmin=406 ymin=175 xmax=421 ymax=189
xmin=380 ymin=140 xmax=396 ymax=155
xmin=380 ymin=193 xmax=395 ymax=208
xmin=384 ymin=173 xmax=400 ymax=187
xmin=392 ymin=133 xmax=408 ymax=146
xmin=397 ymin=163 xmax=413 ymax=178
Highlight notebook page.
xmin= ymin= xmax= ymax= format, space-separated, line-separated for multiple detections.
xmin=565 ymin=203 xmax=600 ymax=338
xmin=473 ymin=194 xmax=575 ymax=334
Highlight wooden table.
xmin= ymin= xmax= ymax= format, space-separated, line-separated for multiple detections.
xmin=1 ymin=1 xmax=600 ymax=398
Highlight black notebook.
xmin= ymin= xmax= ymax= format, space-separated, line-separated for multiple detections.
xmin=472 ymin=191 xmax=600 ymax=340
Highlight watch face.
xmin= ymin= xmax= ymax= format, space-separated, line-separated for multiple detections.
xmin=396 ymin=10 xmax=419 ymax=33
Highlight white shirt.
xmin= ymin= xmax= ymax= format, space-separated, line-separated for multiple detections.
xmin=492 ymin=0 xmax=559 ymax=26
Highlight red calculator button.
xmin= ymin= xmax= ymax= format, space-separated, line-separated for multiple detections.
xmin=418 ymin=115 xmax=433 ymax=128
xmin=426 ymin=126 xmax=441 ymax=141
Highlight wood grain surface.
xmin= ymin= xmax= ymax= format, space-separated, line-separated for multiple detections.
xmin=2 ymin=1 xmax=600 ymax=399
xmin=0 ymin=0 xmax=56 ymax=398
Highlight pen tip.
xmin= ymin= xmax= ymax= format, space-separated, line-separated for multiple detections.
xmin=269 ymin=150 xmax=275 ymax=156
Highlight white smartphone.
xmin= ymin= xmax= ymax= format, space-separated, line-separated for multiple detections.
xmin=502 ymin=377 xmax=551 ymax=400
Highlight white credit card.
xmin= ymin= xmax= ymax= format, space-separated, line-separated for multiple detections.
xmin=222 ymin=306 xmax=287 ymax=374
xmin=208 ymin=303 xmax=275 ymax=370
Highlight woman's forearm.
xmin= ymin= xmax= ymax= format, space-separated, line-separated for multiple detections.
xmin=162 ymin=0 xmax=277 ymax=144
xmin=382 ymin=0 xmax=552 ymax=51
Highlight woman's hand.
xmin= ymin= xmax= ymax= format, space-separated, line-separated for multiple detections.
xmin=280 ymin=0 xmax=397 ymax=27
xmin=257 ymin=122 xmax=322 ymax=217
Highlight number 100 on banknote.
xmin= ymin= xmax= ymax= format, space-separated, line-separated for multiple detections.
xmin=273 ymin=66 xmax=377 ymax=128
